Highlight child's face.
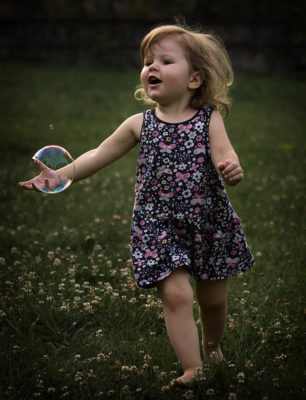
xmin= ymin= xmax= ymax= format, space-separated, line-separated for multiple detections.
xmin=140 ymin=36 xmax=196 ymax=106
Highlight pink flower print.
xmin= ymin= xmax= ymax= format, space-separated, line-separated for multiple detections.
xmin=178 ymin=123 xmax=192 ymax=134
xmin=158 ymin=190 xmax=174 ymax=201
xmin=175 ymin=172 xmax=190 ymax=183
xmin=157 ymin=165 xmax=172 ymax=178
xmin=145 ymin=249 xmax=158 ymax=258
xmin=213 ymin=231 xmax=225 ymax=239
xmin=191 ymin=193 xmax=206 ymax=205
xmin=226 ymin=257 xmax=240 ymax=268
xmin=132 ymin=226 xmax=143 ymax=240
xmin=159 ymin=142 xmax=176 ymax=153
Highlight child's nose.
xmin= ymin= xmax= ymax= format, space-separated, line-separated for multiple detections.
xmin=149 ymin=61 xmax=159 ymax=71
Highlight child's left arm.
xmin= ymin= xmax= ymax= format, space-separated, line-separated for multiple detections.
xmin=209 ymin=110 xmax=244 ymax=186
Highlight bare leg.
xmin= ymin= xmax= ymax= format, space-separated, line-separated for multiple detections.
xmin=157 ymin=267 xmax=202 ymax=384
xmin=195 ymin=279 xmax=228 ymax=363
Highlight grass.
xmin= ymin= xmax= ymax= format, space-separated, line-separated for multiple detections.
xmin=0 ymin=64 xmax=305 ymax=400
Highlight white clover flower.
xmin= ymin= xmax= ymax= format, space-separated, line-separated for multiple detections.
xmin=237 ymin=371 xmax=245 ymax=383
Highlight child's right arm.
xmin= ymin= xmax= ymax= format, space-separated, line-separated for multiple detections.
xmin=71 ymin=113 xmax=141 ymax=182
xmin=19 ymin=113 xmax=142 ymax=191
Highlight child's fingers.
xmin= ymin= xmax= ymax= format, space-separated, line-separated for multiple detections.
xmin=221 ymin=161 xmax=241 ymax=176
xmin=33 ymin=157 xmax=48 ymax=172
xmin=217 ymin=162 xmax=225 ymax=172
xmin=225 ymin=165 xmax=242 ymax=178
xmin=19 ymin=181 xmax=35 ymax=190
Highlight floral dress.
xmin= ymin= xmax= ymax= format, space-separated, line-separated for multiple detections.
xmin=130 ymin=107 xmax=254 ymax=288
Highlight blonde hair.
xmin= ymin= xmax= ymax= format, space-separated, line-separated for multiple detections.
xmin=135 ymin=24 xmax=234 ymax=118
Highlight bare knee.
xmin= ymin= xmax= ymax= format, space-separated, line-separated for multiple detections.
xmin=163 ymin=286 xmax=194 ymax=312
xmin=158 ymin=273 xmax=194 ymax=313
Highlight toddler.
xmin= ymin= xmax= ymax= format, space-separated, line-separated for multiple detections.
xmin=19 ymin=23 xmax=254 ymax=386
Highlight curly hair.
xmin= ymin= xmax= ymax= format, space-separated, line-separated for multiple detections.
xmin=135 ymin=23 xmax=234 ymax=118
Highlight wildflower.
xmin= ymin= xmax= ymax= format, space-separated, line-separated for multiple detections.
xmin=144 ymin=354 xmax=152 ymax=362
xmin=206 ymin=388 xmax=215 ymax=395
xmin=228 ymin=394 xmax=237 ymax=400
xmin=0 ymin=257 xmax=6 ymax=265
xmin=161 ymin=385 xmax=170 ymax=394
xmin=228 ymin=319 xmax=235 ymax=330
xmin=245 ymin=360 xmax=253 ymax=369
xmin=97 ymin=353 xmax=107 ymax=362
xmin=183 ymin=390 xmax=194 ymax=399
xmin=286 ymin=334 xmax=292 ymax=340
xmin=159 ymin=371 xmax=168 ymax=381
xmin=53 ymin=258 xmax=61 ymax=267
xmin=272 ymin=378 xmax=279 ymax=387
xmin=87 ymin=369 xmax=96 ymax=378
xmin=11 ymin=247 xmax=18 ymax=254
xmin=237 ymin=372 xmax=245 ymax=383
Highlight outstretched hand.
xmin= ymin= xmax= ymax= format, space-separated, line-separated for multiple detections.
xmin=19 ymin=158 xmax=61 ymax=192
xmin=217 ymin=159 xmax=244 ymax=186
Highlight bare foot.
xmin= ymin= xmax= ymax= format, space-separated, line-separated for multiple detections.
xmin=170 ymin=367 xmax=203 ymax=387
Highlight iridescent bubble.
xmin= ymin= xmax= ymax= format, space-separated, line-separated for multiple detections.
xmin=32 ymin=145 xmax=75 ymax=194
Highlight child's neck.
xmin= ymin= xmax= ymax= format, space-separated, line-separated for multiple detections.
xmin=156 ymin=104 xmax=199 ymax=124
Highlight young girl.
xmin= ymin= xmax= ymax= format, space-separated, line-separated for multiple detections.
xmin=19 ymin=24 xmax=254 ymax=386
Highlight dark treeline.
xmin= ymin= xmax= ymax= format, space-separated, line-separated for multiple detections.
xmin=0 ymin=0 xmax=305 ymax=75
xmin=1 ymin=0 xmax=305 ymax=27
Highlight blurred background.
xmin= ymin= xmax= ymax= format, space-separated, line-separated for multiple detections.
xmin=0 ymin=0 xmax=305 ymax=76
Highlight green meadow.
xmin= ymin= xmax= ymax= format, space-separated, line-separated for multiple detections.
xmin=0 ymin=64 xmax=305 ymax=399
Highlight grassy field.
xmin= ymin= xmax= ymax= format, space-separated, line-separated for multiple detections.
xmin=0 ymin=64 xmax=305 ymax=400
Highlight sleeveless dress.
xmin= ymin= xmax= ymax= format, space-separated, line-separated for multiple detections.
xmin=130 ymin=107 xmax=254 ymax=288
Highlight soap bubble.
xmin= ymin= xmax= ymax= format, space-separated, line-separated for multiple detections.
xmin=32 ymin=145 xmax=75 ymax=194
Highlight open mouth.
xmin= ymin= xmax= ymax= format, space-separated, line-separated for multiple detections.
xmin=148 ymin=76 xmax=162 ymax=84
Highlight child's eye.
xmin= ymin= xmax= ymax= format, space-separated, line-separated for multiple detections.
xmin=144 ymin=61 xmax=152 ymax=67
xmin=164 ymin=59 xmax=173 ymax=65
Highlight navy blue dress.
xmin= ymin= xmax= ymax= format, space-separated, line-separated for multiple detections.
xmin=130 ymin=107 xmax=254 ymax=288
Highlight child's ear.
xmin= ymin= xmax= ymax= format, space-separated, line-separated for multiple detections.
xmin=189 ymin=71 xmax=203 ymax=89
